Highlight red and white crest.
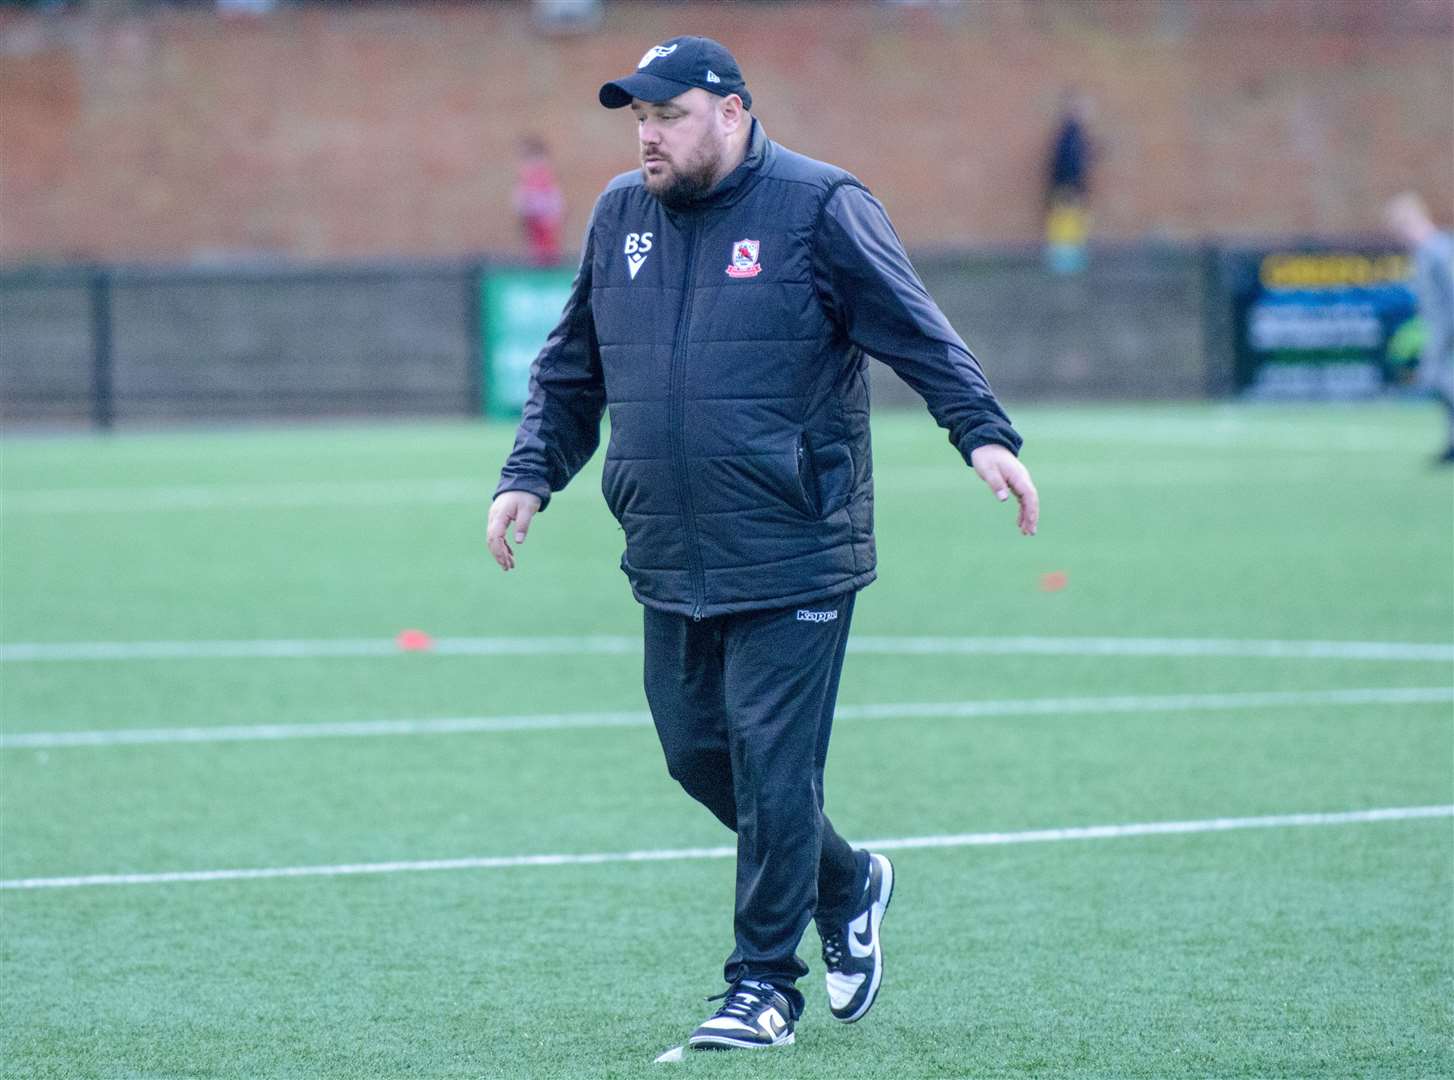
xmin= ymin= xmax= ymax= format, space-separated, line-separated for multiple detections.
xmin=726 ymin=239 xmax=762 ymax=278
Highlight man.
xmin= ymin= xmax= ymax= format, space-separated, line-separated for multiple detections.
xmin=1384 ymin=192 xmax=1454 ymax=464
xmin=513 ymin=135 xmax=566 ymax=266
xmin=1045 ymin=89 xmax=1095 ymax=209
xmin=1043 ymin=89 xmax=1095 ymax=275
xmin=486 ymin=36 xmax=1038 ymax=1052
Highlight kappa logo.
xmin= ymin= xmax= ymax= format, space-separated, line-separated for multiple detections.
xmin=796 ymin=608 xmax=838 ymax=623
xmin=726 ymin=238 xmax=762 ymax=278
xmin=623 ymin=231 xmax=653 ymax=280
xmin=638 ymin=43 xmax=679 ymax=69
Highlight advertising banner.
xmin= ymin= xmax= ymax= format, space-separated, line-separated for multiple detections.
xmin=481 ymin=268 xmax=575 ymax=417
xmin=1227 ymin=249 xmax=1420 ymax=400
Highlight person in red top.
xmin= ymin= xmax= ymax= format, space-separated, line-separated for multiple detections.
xmin=513 ymin=135 xmax=566 ymax=266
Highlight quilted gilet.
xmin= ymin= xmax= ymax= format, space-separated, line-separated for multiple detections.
xmin=497 ymin=119 xmax=1021 ymax=618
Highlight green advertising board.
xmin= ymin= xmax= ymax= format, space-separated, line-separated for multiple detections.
xmin=481 ymin=268 xmax=575 ymax=417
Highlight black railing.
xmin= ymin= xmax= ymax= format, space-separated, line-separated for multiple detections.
xmin=1 ymin=243 xmax=1315 ymax=428
xmin=1 ymin=258 xmax=488 ymax=427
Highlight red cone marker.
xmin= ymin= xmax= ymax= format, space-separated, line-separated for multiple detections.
xmin=395 ymin=629 xmax=435 ymax=652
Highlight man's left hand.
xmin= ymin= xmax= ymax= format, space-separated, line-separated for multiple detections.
xmin=970 ymin=444 xmax=1039 ymax=536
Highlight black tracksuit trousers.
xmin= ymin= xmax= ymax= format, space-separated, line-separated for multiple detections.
xmin=642 ymin=590 xmax=869 ymax=1016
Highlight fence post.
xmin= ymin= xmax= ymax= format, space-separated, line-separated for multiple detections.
xmin=465 ymin=261 xmax=485 ymax=417
xmin=1199 ymin=244 xmax=1233 ymax=398
xmin=89 ymin=268 xmax=114 ymax=430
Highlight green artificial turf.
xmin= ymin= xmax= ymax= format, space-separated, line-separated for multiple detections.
xmin=2 ymin=403 xmax=1451 ymax=1078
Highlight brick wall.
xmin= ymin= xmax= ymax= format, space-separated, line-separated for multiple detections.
xmin=1 ymin=0 xmax=1449 ymax=263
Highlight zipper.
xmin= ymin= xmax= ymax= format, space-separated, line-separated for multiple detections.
xmin=668 ymin=218 xmax=707 ymax=620
xmin=796 ymin=432 xmax=821 ymax=518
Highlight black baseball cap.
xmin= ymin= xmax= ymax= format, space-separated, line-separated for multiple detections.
xmin=598 ymin=35 xmax=752 ymax=110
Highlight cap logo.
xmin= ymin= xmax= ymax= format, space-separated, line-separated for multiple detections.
xmin=638 ymin=43 xmax=679 ymax=69
xmin=705 ymin=69 xmax=721 ymax=83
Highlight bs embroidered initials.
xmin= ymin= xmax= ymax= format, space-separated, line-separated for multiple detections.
xmin=623 ymin=232 xmax=653 ymax=280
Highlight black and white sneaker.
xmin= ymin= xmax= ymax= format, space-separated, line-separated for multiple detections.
xmin=687 ymin=979 xmax=796 ymax=1051
xmin=819 ymin=852 xmax=894 ymax=1023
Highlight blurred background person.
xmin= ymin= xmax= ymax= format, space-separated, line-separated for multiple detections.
xmin=1385 ymin=192 xmax=1454 ymax=464
xmin=514 ymin=135 xmax=566 ymax=267
xmin=1043 ymin=88 xmax=1095 ymax=274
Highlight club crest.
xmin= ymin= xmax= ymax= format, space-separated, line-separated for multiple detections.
xmin=726 ymin=239 xmax=762 ymax=278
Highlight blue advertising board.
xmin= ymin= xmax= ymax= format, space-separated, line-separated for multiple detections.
xmin=1228 ymin=249 xmax=1421 ymax=400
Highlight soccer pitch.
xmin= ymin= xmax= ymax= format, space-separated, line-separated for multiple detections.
xmin=2 ymin=403 xmax=1451 ymax=1079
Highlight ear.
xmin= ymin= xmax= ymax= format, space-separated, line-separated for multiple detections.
xmin=717 ymin=93 xmax=745 ymax=134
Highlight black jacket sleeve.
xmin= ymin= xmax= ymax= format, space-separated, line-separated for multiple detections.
xmin=493 ymin=215 xmax=606 ymax=512
xmin=813 ymin=183 xmax=1022 ymax=462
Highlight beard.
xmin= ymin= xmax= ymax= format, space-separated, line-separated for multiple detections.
xmin=641 ymin=140 xmax=722 ymax=210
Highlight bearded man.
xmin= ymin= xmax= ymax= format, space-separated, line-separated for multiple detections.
xmin=487 ymin=36 xmax=1038 ymax=1053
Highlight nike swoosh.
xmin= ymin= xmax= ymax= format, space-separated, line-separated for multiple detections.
xmin=849 ymin=910 xmax=873 ymax=957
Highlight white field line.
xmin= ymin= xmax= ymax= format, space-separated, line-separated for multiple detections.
xmin=4 ymin=686 xmax=1450 ymax=750
xmin=887 ymin=461 xmax=1344 ymax=491
xmin=0 ymin=463 xmax=1344 ymax=513
xmin=1 ymin=424 xmax=1402 ymax=517
xmin=2 ymin=805 xmax=1448 ymax=892
xmin=2 ymin=635 xmax=1451 ymax=664
xmin=0 ymin=477 xmax=485 ymax=514
xmin=1025 ymin=423 xmax=1419 ymax=453
xmin=849 ymin=637 xmax=1454 ymax=662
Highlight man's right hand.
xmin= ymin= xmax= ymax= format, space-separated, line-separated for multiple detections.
xmin=486 ymin=490 xmax=543 ymax=572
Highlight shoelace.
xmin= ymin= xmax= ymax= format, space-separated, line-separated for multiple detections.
xmin=820 ymin=928 xmax=846 ymax=971
xmin=705 ymin=980 xmax=776 ymax=1023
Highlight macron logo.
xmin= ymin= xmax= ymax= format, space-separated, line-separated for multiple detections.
xmin=623 ymin=231 xmax=652 ymax=281
xmin=796 ymin=609 xmax=838 ymax=623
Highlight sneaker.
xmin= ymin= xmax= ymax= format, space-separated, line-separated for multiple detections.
xmin=819 ymin=852 xmax=894 ymax=1023
xmin=687 ymin=979 xmax=796 ymax=1051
